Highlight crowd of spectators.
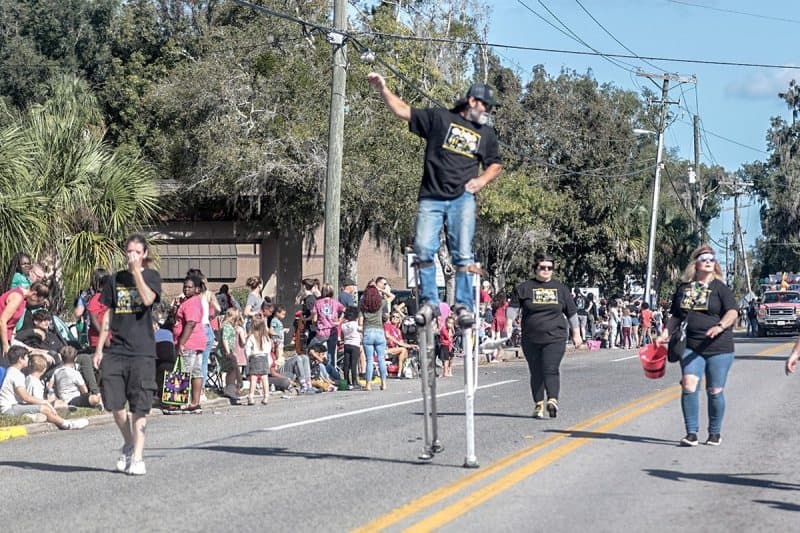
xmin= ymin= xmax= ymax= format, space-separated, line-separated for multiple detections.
xmin=0 ymin=250 xmax=526 ymax=425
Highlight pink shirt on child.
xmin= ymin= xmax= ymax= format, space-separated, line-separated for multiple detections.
xmin=174 ymin=295 xmax=207 ymax=351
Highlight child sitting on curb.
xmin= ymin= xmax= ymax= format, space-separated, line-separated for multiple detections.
xmin=25 ymin=353 xmax=66 ymax=410
xmin=0 ymin=346 xmax=88 ymax=429
xmin=54 ymin=346 xmax=102 ymax=409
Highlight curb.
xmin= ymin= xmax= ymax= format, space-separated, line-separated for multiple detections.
xmin=0 ymin=397 xmax=234 ymax=442
xmin=0 ymin=426 xmax=28 ymax=442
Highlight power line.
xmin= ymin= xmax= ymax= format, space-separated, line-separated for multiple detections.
xmin=358 ymin=31 xmax=800 ymax=70
xmin=574 ymin=0 xmax=666 ymax=73
xmin=225 ymin=0 xmax=694 ymax=180
xmin=516 ymin=0 xmax=639 ymax=74
xmin=665 ymin=0 xmax=800 ymax=25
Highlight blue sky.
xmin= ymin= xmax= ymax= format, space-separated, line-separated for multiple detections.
xmin=485 ymin=0 xmax=796 ymax=256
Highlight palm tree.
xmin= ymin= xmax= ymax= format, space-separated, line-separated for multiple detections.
xmin=0 ymin=75 xmax=160 ymax=311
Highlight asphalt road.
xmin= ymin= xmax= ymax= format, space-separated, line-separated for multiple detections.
xmin=2 ymin=335 xmax=799 ymax=532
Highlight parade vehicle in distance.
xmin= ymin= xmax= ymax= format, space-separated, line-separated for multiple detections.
xmin=756 ymin=290 xmax=800 ymax=337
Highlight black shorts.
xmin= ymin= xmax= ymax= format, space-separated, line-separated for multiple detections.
xmin=101 ymin=353 xmax=156 ymax=416
xmin=68 ymin=394 xmax=92 ymax=407
xmin=439 ymin=345 xmax=452 ymax=361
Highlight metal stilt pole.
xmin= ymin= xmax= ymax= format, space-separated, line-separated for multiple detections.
xmin=415 ymin=304 xmax=442 ymax=460
xmin=462 ymin=268 xmax=481 ymax=468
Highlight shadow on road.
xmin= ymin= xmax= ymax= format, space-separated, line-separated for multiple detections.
xmin=733 ymin=336 xmax=795 ymax=345
xmin=644 ymin=469 xmax=800 ymax=491
xmin=171 ymin=445 xmax=461 ymax=468
xmin=411 ymin=411 xmax=533 ymax=420
xmin=0 ymin=461 xmax=109 ymax=473
xmin=752 ymin=499 xmax=800 ymax=512
xmin=544 ymin=430 xmax=676 ymax=446
xmin=734 ymin=355 xmax=786 ymax=361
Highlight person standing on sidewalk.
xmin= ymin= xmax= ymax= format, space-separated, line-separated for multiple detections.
xmin=367 ymin=72 xmax=503 ymax=324
xmin=507 ymin=252 xmax=583 ymax=419
xmin=93 ymin=234 xmax=162 ymax=476
xmin=172 ymin=273 xmax=206 ymax=413
xmin=656 ymin=245 xmax=738 ymax=447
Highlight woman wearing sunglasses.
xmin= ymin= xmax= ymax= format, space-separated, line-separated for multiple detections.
xmin=507 ymin=252 xmax=583 ymax=419
xmin=656 ymin=245 xmax=738 ymax=447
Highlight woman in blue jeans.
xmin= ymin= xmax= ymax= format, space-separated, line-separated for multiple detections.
xmin=657 ymin=245 xmax=739 ymax=447
xmin=360 ymin=284 xmax=388 ymax=391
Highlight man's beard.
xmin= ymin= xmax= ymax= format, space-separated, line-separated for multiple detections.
xmin=465 ymin=105 xmax=490 ymax=126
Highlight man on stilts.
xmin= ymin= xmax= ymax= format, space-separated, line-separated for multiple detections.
xmin=368 ymin=72 xmax=503 ymax=461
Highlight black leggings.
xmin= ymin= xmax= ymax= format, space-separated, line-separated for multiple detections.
xmin=343 ymin=344 xmax=360 ymax=386
xmin=521 ymin=339 xmax=566 ymax=403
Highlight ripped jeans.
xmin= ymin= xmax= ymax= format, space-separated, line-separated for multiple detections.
xmin=680 ymin=349 xmax=735 ymax=434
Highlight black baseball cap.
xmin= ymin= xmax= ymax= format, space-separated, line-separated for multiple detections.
xmin=466 ymin=83 xmax=495 ymax=108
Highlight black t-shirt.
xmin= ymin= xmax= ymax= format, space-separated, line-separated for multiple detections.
xmin=510 ymin=279 xmax=577 ymax=343
xmin=16 ymin=328 xmax=64 ymax=353
xmin=409 ymin=107 xmax=502 ymax=200
xmin=302 ymin=294 xmax=317 ymax=332
xmin=574 ymin=294 xmax=587 ymax=315
xmin=101 ymin=268 xmax=162 ymax=358
xmin=669 ymin=279 xmax=736 ymax=355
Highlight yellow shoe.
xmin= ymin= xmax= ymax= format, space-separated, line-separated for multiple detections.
xmin=533 ymin=401 xmax=545 ymax=419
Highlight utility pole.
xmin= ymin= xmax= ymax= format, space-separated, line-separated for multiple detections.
xmin=692 ymin=114 xmax=703 ymax=241
xmin=638 ymin=72 xmax=696 ymax=308
xmin=722 ymin=232 xmax=733 ymax=286
xmin=720 ymin=174 xmax=754 ymax=295
xmin=323 ymin=0 xmax=347 ymax=295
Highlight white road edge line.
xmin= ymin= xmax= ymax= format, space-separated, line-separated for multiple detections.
xmin=611 ymin=355 xmax=639 ymax=362
xmin=262 ymin=380 xmax=519 ymax=432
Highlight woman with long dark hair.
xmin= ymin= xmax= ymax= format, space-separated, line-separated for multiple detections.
xmin=360 ymin=284 xmax=388 ymax=391
xmin=507 ymin=252 xmax=583 ymax=419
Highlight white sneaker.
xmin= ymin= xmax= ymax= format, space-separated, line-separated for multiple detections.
xmin=63 ymin=418 xmax=89 ymax=430
xmin=116 ymin=445 xmax=133 ymax=472
xmin=127 ymin=459 xmax=146 ymax=476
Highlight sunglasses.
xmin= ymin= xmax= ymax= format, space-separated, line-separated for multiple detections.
xmin=696 ymin=253 xmax=716 ymax=263
xmin=537 ymin=265 xmax=554 ymax=271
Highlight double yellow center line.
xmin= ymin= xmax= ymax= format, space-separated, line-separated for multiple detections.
xmin=356 ymin=340 xmax=793 ymax=532
xmin=355 ymin=385 xmax=680 ymax=532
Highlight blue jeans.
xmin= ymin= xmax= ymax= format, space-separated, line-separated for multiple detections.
xmin=201 ymin=324 xmax=215 ymax=388
xmin=363 ymin=328 xmax=388 ymax=382
xmin=414 ymin=192 xmax=476 ymax=311
xmin=680 ymin=349 xmax=735 ymax=434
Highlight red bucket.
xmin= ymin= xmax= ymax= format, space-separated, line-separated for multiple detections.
xmin=639 ymin=344 xmax=667 ymax=379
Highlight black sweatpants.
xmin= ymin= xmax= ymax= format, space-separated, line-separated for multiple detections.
xmin=521 ymin=339 xmax=566 ymax=403
xmin=343 ymin=344 xmax=360 ymax=386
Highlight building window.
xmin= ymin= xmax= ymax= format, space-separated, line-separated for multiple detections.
xmin=156 ymin=243 xmax=238 ymax=281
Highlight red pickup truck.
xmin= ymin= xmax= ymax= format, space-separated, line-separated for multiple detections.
xmin=757 ymin=290 xmax=800 ymax=336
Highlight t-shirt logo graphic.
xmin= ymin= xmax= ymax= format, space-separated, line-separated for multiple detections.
xmin=442 ymin=123 xmax=481 ymax=158
xmin=680 ymin=283 xmax=710 ymax=311
xmin=116 ymin=286 xmax=144 ymax=315
xmin=532 ymin=288 xmax=559 ymax=304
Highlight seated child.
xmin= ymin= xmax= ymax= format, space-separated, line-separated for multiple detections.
xmin=0 ymin=346 xmax=88 ymax=429
xmin=53 ymin=346 xmax=102 ymax=408
xmin=25 ymin=353 xmax=66 ymax=410
xmin=307 ymin=343 xmax=337 ymax=391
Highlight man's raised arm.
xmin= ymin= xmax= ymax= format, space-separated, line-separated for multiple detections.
xmin=367 ymin=72 xmax=411 ymax=122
